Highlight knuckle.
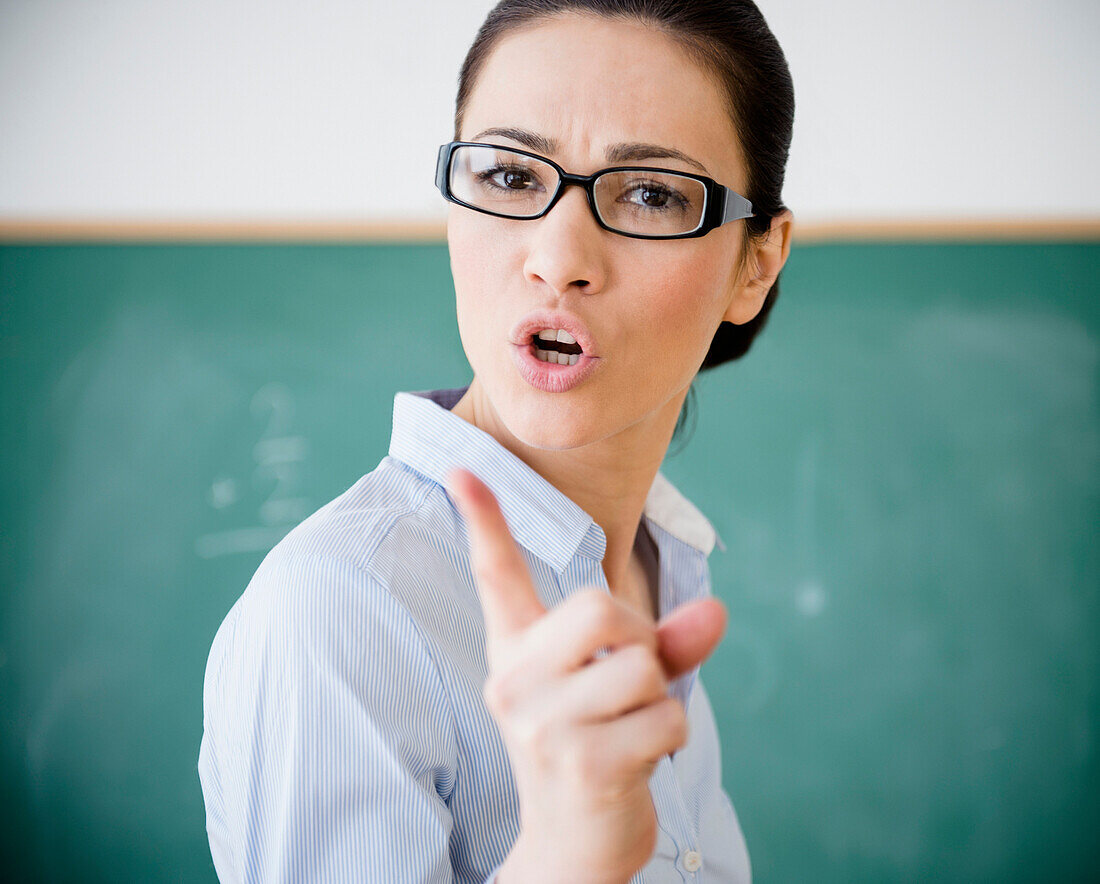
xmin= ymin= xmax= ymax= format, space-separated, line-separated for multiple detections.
xmin=611 ymin=644 xmax=666 ymax=700
xmin=512 ymin=713 xmax=558 ymax=763
xmin=477 ymin=550 xmax=513 ymax=588
xmin=628 ymin=646 xmax=667 ymax=694
xmin=576 ymin=589 xmax=617 ymax=636
xmin=482 ymin=672 xmax=519 ymax=715
xmin=661 ymin=699 xmax=689 ymax=746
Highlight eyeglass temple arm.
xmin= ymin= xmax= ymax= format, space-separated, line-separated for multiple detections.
xmin=435 ymin=144 xmax=451 ymax=194
xmin=721 ymin=188 xmax=755 ymax=224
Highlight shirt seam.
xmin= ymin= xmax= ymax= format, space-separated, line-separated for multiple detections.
xmin=293 ymin=480 xmax=462 ymax=787
xmin=361 ymin=492 xmax=462 ymax=785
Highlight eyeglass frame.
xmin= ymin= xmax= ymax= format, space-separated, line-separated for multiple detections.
xmin=434 ymin=140 xmax=755 ymax=241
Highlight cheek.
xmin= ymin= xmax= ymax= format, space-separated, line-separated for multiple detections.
xmin=449 ymin=215 xmax=494 ymax=293
xmin=627 ymin=253 xmax=732 ymax=362
xmin=448 ymin=217 xmax=513 ymax=353
xmin=448 ymin=204 xmax=517 ymax=271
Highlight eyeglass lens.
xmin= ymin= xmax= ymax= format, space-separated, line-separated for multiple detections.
xmin=449 ymin=144 xmax=707 ymax=236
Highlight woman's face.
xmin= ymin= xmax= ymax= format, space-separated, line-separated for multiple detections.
xmin=449 ymin=13 xmax=766 ymax=452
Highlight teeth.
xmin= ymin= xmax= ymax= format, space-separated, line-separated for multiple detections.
xmin=535 ymin=328 xmax=579 ymax=345
xmin=534 ymin=350 xmax=580 ymax=366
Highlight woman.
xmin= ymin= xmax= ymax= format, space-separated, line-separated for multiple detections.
xmin=199 ymin=1 xmax=793 ymax=881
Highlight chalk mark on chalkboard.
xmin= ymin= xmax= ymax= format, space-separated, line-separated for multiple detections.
xmin=195 ymin=382 xmax=313 ymax=558
xmin=194 ymin=526 xmax=296 ymax=559
xmin=208 ymin=477 xmax=239 ymax=509
xmin=795 ymin=431 xmax=827 ymax=618
xmin=796 ymin=579 xmax=827 ymax=617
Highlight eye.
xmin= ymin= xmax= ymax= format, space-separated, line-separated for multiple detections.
xmin=639 ymin=185 xmax=670 ymax=207
xmin=476 ymin=164 xmax=544 ymax=192
xmin=620 ymin=180 xmax=690 ymax=212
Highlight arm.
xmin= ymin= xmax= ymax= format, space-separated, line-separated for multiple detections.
xmin=199 ymin=551 xmax=459 ymax=883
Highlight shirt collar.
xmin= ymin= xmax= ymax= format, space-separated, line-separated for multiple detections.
xmin=388 ymin=388 xmax=724 ymax=572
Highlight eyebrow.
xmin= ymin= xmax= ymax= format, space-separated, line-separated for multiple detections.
xmin=605 ymin=143 xmax=709 ymax=174
xmin=470 ymin=127 xmax=710 ymax=174
xmin=472 ymin=127 xmax=556 ymax=157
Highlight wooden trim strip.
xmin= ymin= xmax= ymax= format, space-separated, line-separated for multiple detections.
xmin=0 ymin=219 xmax=449 ymax=242
xmin=0 ymin=217 xmax=1098 ymax=243
xmin=791 ymin=217 xmax=1100 ymax=243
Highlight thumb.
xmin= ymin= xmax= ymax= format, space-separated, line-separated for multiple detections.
xmin=655 ymin=597 xmax=728 ymax=680
xmin=446 ymin=467 xmax=547 ymax=642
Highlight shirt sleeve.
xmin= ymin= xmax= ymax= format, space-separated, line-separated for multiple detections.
xmin=198 ymin=549 xmax=469 ymax=883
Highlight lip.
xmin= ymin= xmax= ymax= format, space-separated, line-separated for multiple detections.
xmin=509 ymin=309 xmax=601 ymax=356
xmin=509 ymin=309 xmax=602 ymax=394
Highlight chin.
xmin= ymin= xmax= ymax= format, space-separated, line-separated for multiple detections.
xmin=499 ymin=393 xmax=610 ymax=451
xmin=507 ymin=416 xmax=603 ymax=452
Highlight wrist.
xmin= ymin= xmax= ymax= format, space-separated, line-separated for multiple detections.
xmin=496 ymin=833 xmax=632 ymax=884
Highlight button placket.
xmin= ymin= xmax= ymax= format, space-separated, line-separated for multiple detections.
xmin=649 ymin=751 xmax=699 ymax=878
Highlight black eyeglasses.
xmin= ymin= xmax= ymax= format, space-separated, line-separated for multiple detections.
xmin=435 ymin=141 xmax=754 ymax=240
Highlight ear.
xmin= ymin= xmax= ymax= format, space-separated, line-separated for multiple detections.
xmin=723 ymin=209 xmax=795 ymax=325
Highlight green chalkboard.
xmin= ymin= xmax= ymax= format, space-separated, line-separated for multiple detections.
xmin=1 ymin=240 xmax=1097 ymax=882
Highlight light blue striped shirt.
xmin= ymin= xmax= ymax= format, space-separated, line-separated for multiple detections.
xmin=199 ymin=387 xmax=750 ymax=883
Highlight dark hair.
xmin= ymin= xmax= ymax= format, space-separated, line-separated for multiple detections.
xmin=454 ymin=0 xmax=794 ymax=445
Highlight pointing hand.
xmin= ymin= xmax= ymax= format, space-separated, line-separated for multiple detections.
xmin=447 ymin=468 xmax=726 ymax=884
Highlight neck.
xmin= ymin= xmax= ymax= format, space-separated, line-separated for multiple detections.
xmin=451 ymin=378 xmax=685 ymax=603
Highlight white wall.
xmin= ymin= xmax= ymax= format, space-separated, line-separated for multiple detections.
xmin=1 ymin=0 xmax=1097 ymax=224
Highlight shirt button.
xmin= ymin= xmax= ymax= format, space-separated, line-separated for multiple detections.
xmin=680 ymin=849 xmax=703 ymax=873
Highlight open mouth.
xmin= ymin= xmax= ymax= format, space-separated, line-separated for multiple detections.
xmin=530 ymin=332 xmax=584 ymax=365
xmin=511 ymin=326 xmax=599 ymax=393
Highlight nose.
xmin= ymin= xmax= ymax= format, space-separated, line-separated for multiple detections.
xmin=522 ymin=183 xmax=609 ymax=295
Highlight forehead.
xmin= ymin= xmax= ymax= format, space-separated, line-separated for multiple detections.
xmin=461 ymin=13 xmax=744 ymax=182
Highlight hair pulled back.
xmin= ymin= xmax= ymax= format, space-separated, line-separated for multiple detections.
xmin=453 ymin=0 xmax=794 ymax=444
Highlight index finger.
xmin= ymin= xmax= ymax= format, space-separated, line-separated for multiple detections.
xmin=446 ymin=468 xmax=547 ymax=642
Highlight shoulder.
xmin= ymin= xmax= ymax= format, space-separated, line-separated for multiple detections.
xmin=272 ymin=455 xmax=479 ymax=624
xmin=271 ymin=455 xmax=439 ymax=570
xmin=203 ymin=456 xmax=477 ymax=704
